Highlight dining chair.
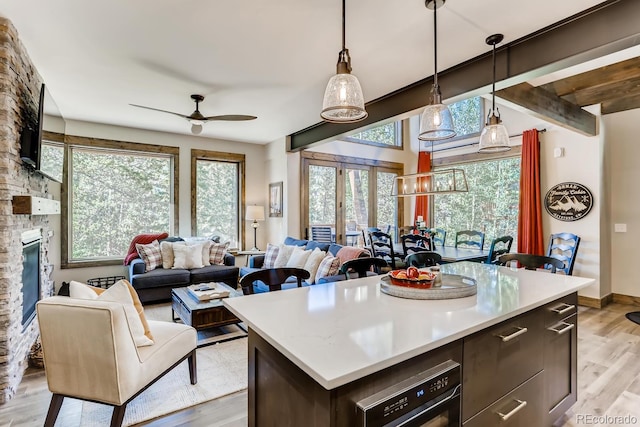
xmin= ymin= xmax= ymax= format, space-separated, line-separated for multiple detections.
xmin=405 ymin=252 xmax=442 ymax=268
xmin=339 ymin=257 xmax=388 ymax=279
xmin=310 ymin=225 xmax=334 ymax=243
xmin=496 ymin=253 xmax=565 ymax=273
xmin=432 ymin=228 xmax=447 ymax=247
xmin=485 ymin=235 xmax=514 ymax=264
xmin=455 ymin=230 xmax=485 ymax=250
xmin=547 ymin=232 xmax=581 ymax=275
xmin=400 ymin=233 xmax=432 ymax=257
xmin=239 ymin=268 xmax=310 ymax=295
xmin=369 ymin=231 xmax=406 ymax=270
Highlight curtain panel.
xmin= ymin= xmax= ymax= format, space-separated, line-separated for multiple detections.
xmin=517 ymin=129 xmax=544 ymax=255
xmin=414 ymin=151 xmax=431 ymax=231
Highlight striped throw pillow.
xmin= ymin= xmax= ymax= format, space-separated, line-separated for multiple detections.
xmin=209 ymin=242 xmax=230 ymax=265
xmin=314 ymin=255 xmax=341 ymax=284
xmin=135 ymin=240 xmax=162 ymax=272
xmin=263 ymin=243 xmax=279 ymax=268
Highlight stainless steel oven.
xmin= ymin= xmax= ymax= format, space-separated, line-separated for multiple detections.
xmin=355 ymin=360 xmax=461 ymax=427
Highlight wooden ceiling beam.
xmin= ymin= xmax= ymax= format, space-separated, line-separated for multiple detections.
xmin=602 ymin=93 xmax=640 ymax=114
xmin=497 ymin=83 xmax=596 ymax=136
xmin=569 ymin=75 xmax=640 ymax=107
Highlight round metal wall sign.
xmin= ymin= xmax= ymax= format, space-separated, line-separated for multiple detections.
xmin=544 ymin=182 xmax=593 ymax=222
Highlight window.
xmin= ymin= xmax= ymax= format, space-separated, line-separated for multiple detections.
xmin=63 ymin=138 xmax=178 ymax=267
xmin=449 ymin=96 xmax=483 ymax=140
xmin=192 ymin=150 xmax=245 ymax=249
xmin=433 ymin=155 xmax=520 ymax=247
xmin=344 ymin=121 xmax=402 ymax=148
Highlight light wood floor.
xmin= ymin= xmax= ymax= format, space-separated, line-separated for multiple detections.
xmin=2 ymin=303 xmax=639 ymax=426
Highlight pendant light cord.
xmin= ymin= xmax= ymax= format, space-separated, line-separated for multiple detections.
xmin=433 ymin=4 xmax=438 ymax=87
xmin=491 ymin=41 xmax=496 ymax=112
xmin=342 ymin=0 xmax=346 ymax=51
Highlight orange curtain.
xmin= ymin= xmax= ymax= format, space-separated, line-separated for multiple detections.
xmin=517 ymin=129 xmax=544 ymax=255
xmin=414 ymin=151 xmax=431 ymax=232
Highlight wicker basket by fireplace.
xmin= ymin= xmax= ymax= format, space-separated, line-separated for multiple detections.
xmin=28 ymin=337 xmax=44 ymax=369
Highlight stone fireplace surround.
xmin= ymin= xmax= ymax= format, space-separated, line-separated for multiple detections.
xmin=0 ymin=19 xmax=55 ymax=403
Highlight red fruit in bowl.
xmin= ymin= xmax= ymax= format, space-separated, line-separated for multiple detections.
xmin=406 ymin=266 xmax=419 ymax=279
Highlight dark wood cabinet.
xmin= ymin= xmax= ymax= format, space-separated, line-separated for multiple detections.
xmin=544 ymin=294 xmax=578 ymax=425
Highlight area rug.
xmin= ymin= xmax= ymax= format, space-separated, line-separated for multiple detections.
xmin=78 ymin=304 xmax=248 ymax=426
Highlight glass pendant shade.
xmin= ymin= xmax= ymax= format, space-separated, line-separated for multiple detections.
xmin=418 ymin=97 xmax=456 ymax=141
xmin=321 ymin=72 xmax=367 ymax=123
xmin=478 ymin=118 xmax=510 ymax=152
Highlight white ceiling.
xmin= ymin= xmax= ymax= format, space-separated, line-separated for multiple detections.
xmin=0 ymin=0 xmax=607 ymax=144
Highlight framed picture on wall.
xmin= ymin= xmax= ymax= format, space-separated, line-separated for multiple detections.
xmin=269 ymin=182 xmax=283 ymax=217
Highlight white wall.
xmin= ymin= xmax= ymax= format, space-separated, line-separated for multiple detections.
xmin=50 ymin=119 xmax=266 ymax=287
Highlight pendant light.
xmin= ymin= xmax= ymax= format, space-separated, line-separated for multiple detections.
xmin=321 ymin=0 xmax=368 ymax=123
xmin=478 ymin=34 xmax=511 ymax=152
xmin=419 ymin=0 xmax=455 ymax=141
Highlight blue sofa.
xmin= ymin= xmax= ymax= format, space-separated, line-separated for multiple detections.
xmin=239 ymin=237 xmax=372 ymax=293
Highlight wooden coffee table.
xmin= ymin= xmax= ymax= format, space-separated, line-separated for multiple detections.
xmin=171 ymin=284 xmax=247 ymax=347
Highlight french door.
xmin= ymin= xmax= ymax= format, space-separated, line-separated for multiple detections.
xmin=301 ymin=152 xmax=403 ymax=246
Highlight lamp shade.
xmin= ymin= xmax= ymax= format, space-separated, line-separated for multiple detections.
xmin=246 ymin=205 xmax=265 ymax=221
xmin=321 ymin=73 xmax=367 ymax=123
xmin=478 ymin=122 xmax=511 ymax=152
xmin=418 ymin=102 xmax=456 ymax=141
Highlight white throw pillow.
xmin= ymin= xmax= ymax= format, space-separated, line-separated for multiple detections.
xmin=303 ymin=248 xmax=327 ymax=284
xmin=273 ymin=245 xmax=296 ymax=268
xmin=173 ymin=243 xmax=205 ymax=269
xmin=160 ymin=241 xmax=180 ymax=269
xmin=286 ymin=246 xmax=312 ymax=269
xmin=69 ymin=280 xmax=102 ymax=299
xmin=315 ymin=255 xmax=341 ymax=284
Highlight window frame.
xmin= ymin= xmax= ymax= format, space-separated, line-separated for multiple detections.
xmin=343 ymin=121 xmax=404 ymax=150
xmin=61 ymin=134 xmax=179 ymax=269
xmin=190 ymin=149 xmax=246 ymax=251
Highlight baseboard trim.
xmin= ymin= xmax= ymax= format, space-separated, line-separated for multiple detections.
xmin=612 ymin=293 xmax=640 ymax=307
xmin=578 ymin=294 xmax=613 ymax=309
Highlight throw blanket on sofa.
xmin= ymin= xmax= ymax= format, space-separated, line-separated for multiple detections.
xmin=335 ymin=246 xmax=370 ymax=264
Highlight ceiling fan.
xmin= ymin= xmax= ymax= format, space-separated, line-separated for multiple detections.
xmin=130 ymin=94 xmax=257 ymax=134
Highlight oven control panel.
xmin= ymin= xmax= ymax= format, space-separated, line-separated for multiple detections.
xmin=355 ymin=360 xmax=460 ymax=427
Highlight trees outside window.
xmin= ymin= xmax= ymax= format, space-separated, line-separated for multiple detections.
xmin=344 ymin=122 xmax=402 ymax=148
xmin=433 ymin=157 xmax=520 ymax=248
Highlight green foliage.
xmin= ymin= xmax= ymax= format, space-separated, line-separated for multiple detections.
xmin=70 ymin=148 xmax=171 ymax=259
xmin=449 ymin=97 xmax=482 ymax=138
xmin=433 ymin=157 xmax=520 ymax=247
xmin=196 ymin=160 xmax=239 ymax=246
xmin=308 ymin=165 xmax=336 ymax=225
xmin=376 ymin=171 xmax=398 ymax=238
xmin=40 ymin=141 xmax=64 ymax=182
xmin=348 ymin=122 xmax=398 ymax=146
xmin=345 ymin=169 xmax=369 ymax=226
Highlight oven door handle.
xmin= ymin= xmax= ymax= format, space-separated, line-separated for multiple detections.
xmin=396 ymin=384 xmax=461 ymax=427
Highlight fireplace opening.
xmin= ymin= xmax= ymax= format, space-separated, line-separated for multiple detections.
xmin=21 ymin=229 xmax=41 ymax=330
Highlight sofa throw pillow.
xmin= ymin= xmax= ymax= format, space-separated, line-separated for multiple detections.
xmin=286 ymin=246 xmax=312 ymax=269
xmin=69 ymin=280 xmax=154 ymax=346
xmin=160 ymin=241 xmax=179 ymax=269
xmin=135 ymin=240 xmax=162 ymax=272
xmin=198 ymin=240 xmax=213 ymax=266
xmin=315 ymin=255 xmax=341 ymax=284
xmin=173 ymin=243 xmax=205 ymax=269
xmin=209 ymin=241 xmax=230 ymax=265
xmin=124 ymin=232 xmax=169 ymax=265
xmin=263 ymin=243 xmax=279 ymax=268
xmin=303 ymin=248 xmax=327 ymax=285
xmin=273 ymin=244 xmax=296 ymax=268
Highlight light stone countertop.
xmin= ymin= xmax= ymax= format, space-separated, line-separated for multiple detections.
xmin=224 ymin=261 xmax=594 ymax=390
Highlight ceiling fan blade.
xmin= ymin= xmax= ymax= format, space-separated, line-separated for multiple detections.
xmin=205 ymin=114 xmax=257 ymax=121
xmin=130 ymin=104 xmax=189 ymax=119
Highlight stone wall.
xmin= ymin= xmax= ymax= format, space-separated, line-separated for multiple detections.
xmin=0 ymin=18 xmax=54 ymax=403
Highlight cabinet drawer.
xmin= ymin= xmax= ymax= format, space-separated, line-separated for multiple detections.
xmin=545 ymin=313 xmax=577 ymax=425
xmin=544 ymin=292 xmax=577 ymax=326
xmin=464 ymin=371 xmax=544 ymax=427
xmin=462 ymin=308 xmax=544 ymax=420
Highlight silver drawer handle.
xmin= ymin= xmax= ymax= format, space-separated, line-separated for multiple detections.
xmin=550 ymin=303 xmax=575 ymax=315
xmin=497 ymin=326 xmax=528 ymax=342
xmin=548 ymin=321 xmax=575 ymax=335
xmin=497 ymin=399 xmax=527 ymax=421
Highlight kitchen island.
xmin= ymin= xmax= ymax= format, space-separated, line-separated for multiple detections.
xmin=225 ymin=262 xmax=594 ymax=426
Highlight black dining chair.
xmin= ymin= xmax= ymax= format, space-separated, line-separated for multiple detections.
xmin=432 ymin=228 xmax=447 ymax=247
xmin=239 ymin=268 xmax=310 ymax=295
xmin=496 ymin=253 xmax=565 ymax=273
xmin=339 ymin=257 xmax=388 ymax=279
xmin=400 ymin=234 xmax=432 ymax=257
xmin=455 ymin=230 xmax=485 ymax=250
xmin=547 ymin=232 xmax=581 ymax=275
xmin=485 ymin=235 xmax=514 ymax=264
xmin=369 ymin=231 xmax=406 ymax=270
xmin=405 ymin=252 xmax=442 ymax=268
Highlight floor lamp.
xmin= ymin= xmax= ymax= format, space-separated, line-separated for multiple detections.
xmin=246 ymin=205 xmax=265 ymax=251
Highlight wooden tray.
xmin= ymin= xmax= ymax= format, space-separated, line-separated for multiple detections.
xmin=380 ymin=274 xmax=477 ymax=300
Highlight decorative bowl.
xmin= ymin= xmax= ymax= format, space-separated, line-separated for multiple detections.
xmin=388 ymin=269 xmax=437 ymax=288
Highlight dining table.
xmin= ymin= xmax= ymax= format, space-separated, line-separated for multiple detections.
xmin=389 ymin=243 xmax=489 ymax=264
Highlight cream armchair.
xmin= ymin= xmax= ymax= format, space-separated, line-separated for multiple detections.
xmin=37 ymin=296 xmax=197 ymax=427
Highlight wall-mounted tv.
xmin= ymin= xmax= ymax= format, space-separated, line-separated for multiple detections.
xmin=20 ymin=83 xmax=45 ymax=170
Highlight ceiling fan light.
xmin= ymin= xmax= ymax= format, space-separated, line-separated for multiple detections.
xmin=191 ymin=124 xmax=203 ymax=135
xmin=418 ymin=102 xmax=456 ymax=141
xmin=189 ymin=119 xmax=205 ymax=126
xmin=321 ymin=72 xmax=367 ymax=123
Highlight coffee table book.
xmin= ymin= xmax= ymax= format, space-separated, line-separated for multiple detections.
xmin=187 ymin=283 xmax=231 ymax=302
